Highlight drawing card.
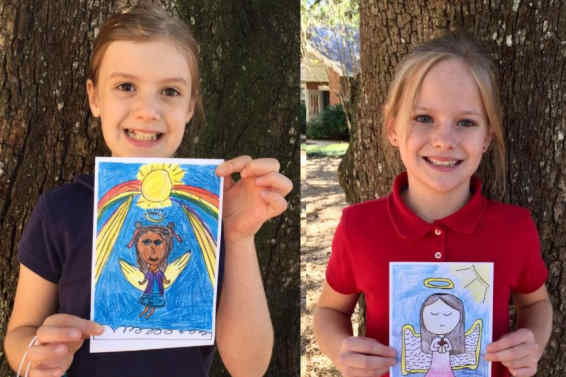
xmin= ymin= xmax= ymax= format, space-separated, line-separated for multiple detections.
xmin=90 ymin=157 xmax=223 ymax=352
xmin=389 ymin=262 xmax=493 ymax=377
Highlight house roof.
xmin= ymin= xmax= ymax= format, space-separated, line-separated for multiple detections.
xmin=300 ymin=56 xmax=328 ymax=83
xmin=306 ymin=25 xmax=360 ymax=77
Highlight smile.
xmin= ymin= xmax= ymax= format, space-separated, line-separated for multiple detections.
xmin=126 ymin=129 xmax=163 ymax=141
xmin=424 ymin=157 xmax=462 ymax=168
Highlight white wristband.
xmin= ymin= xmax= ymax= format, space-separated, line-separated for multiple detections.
xmin=15 ymin=335 xmax=39 ymax=377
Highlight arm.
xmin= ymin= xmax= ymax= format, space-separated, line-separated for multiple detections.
xmin=214 ymin=156 xmax=292 ymax=377
xmin=4 ymin=265 xmax=103 ymax=375
xmin=4 ymin=264 xmax=58 ymax=371
xmin=314 ymin=281 xmax=358 ymax=362
xmin=486 ymin=284 xmax=553 ymax=377
xmin=514 ymin=284 xmax=553 ymax=358
xmin=314 ymin=281 xmax=396 ymax=377
xmin=215 ymin=238 xmax=273 ymax=377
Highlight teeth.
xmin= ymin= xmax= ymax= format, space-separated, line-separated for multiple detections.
xmin=127 ymin=130 xmax=159 ymax=141
xmin=428 ymin=158 xmax=458 ymax=167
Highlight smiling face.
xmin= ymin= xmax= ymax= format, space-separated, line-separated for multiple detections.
xmin=87 ymin=39 xmax=195 ymax=157
xmin=137 ymin=231 xmax=169 ymax=270
xmin=422 ymin=299 xmax=461 ymax=335
xmin=389 ymin=58 xmax=492 ymax=204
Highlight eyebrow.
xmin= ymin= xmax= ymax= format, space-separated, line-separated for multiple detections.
xmin=109 ymin=72 xmax=188 ymax=86
xmin=413 ymin=105 xmax=483 ymax=117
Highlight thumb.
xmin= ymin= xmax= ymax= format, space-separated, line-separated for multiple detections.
xmin=43 ymin=314 xmax=104 ymax=338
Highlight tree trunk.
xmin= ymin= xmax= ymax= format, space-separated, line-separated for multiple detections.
xmin=339 ymin=1 xmax=566 ymax=376
xmin=0 ymin=1 xmax=118 ymax=374
xmin=0 ymin=1 xmax=299 ymax=376
xmin=176 ymin=1 xmax=300 ymax=375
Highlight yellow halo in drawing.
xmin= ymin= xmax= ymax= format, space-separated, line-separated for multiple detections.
xmin=136 ymin=163 xmax=185 ymax=209
xmin=423 ymin=277 xmax=454 ymax=289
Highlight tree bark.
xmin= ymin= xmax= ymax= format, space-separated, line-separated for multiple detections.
xmin=176 ymin=2 xmax=300 ymax=375
xmin=0 ymin=1 xmax=299 ymax=376
xmin=0 ymin=2 xmax=117 ymax=374
xmin=339 ymin=1 xmax=566 ymax=376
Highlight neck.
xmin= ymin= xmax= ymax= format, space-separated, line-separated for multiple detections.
xmin=402 ymin=177 xmax=472 ymax=223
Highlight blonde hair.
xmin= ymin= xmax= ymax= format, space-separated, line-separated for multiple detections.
xmin=88 ymin=4 xmax=204 ymax=120
xmin=382 ymin=32 xmax=505 ymax=190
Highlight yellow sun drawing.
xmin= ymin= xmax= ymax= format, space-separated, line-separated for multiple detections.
xmin=450 ymin=264 xmax=491 ymax=304
xmin=136 ymin=163 xmax=185 ymax=209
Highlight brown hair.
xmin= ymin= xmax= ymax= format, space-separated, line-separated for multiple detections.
xmin=131 ymin=222 xmax=178 ymax=273
xmin=419 ymin=293 xmax=465 ymax=355
xmin=88 ymin=3 xmax=204 ymax=120
xmin=382 ymin=32 xmax=505 ymax=190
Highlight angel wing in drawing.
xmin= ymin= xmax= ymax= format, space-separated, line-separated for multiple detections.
xmin=401 ymin=319 xmax=482 ymax=376
xmin=119 ymin=252 xmax=192 ymax=291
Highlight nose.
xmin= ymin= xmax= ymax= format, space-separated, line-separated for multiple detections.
xmin=133 ymin=92 xmax=160 ymax=121
xmin=431 ymin=121 xmax=457 ymax=150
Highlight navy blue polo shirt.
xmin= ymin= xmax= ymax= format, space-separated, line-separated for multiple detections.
xmin=19 ymin=174 xmax=225 ymax=377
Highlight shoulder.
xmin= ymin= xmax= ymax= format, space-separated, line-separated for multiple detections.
xmin=336 ymin=197 xmax=390 ymax=241
xmin=43 ymin=174 xmax=93 ymax=202
xmin=483 ymin=200 xmax=535 ymax=229
xmin=481 ymin=200 xmax=539 ymax=246
xmin=342 ymin=196 xmax=388 ymax=221
xmin=40 ymin=174 xmax=93 ymax=215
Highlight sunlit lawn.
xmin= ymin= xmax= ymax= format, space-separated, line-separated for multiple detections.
xmin=301 ymin=142 xmax=349 ymax=157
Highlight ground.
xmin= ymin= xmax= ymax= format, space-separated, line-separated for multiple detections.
xmin=301 ymin=146 xmax=359 ymax=377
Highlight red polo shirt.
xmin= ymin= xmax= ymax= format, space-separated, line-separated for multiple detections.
xmin=326 ymin=172 xmax=547 ymax=377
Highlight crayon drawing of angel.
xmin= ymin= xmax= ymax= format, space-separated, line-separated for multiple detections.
xmin=119 ymin=222 xmax=191 ymax=319
xmin=390 ymin=262 xmax=493 ymax=377
xmin=401 ymin=293 xmax=482 ymax=377
xmin=91 ymin=158 xmax=223 ymax=352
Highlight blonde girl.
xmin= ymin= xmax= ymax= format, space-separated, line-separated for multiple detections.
xmin=314 ymin=33 xmax=552 ymax=377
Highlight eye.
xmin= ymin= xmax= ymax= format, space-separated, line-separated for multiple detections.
xmin=162 ymin=87 xmax=181 ymax=97
xmin=430 ymin=312 xmax=439 ymax=316
xmin=457 ymin=119 xmax=477 ymax=127
xmin=116 ymin=82 xmax=135 ymax=92
xmin=414 ymin=114 xmax=433 ymax=124
xmin=153 ymin=240 xmax=163 ymax=246
xmin=442 ymin=312 xmax=453 ymax=317
xmin=142 ymin=239 xmax=152 ymax=245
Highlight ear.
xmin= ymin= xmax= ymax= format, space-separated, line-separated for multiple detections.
xmin=185 ymin=98 xmax=196 ymax=124
xmin=386 ymin=116 xmax=399 ymax=147
xmin=86 ymin=79 xmax=101 ymax=118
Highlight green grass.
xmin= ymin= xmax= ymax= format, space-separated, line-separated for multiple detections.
xmin=301 ymin=142 xmax=349 ymax=157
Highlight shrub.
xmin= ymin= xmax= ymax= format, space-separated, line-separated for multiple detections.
xmin=306 ymin=104 xmax=349 ymax=140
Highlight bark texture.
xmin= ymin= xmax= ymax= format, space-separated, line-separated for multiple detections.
xmin=176 ymin=1 xmax=300 ymax=375
xmin=0 ymin=0 xmax=299 ymax=376
xmin=0 ymin=2 xmax=117 ymax=374
xmin=339 ymin=1 xmax=566 ymax=376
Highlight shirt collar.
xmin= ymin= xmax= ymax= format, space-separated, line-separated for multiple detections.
xmin=387 ymin=172 xmax=487 ymax=240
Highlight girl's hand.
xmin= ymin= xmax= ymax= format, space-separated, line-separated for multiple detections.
xmin=337 ymin=336 xmax=397 ymax=377
xmin=216 ymin=156 xmax=293 ymax=244
xmin=25 ymin=314 xmax=103 ymax=376
xmin=485 ymin=328 xmax=540 ymax=377
xmin=431 ymin=336 xmax=451 ymax=353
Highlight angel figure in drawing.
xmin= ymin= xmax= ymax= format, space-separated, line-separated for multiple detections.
xmin=120 ymin=222 xmax=191 ymax=319
xmin=401 ymin=293 xmax=482 ymax=376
